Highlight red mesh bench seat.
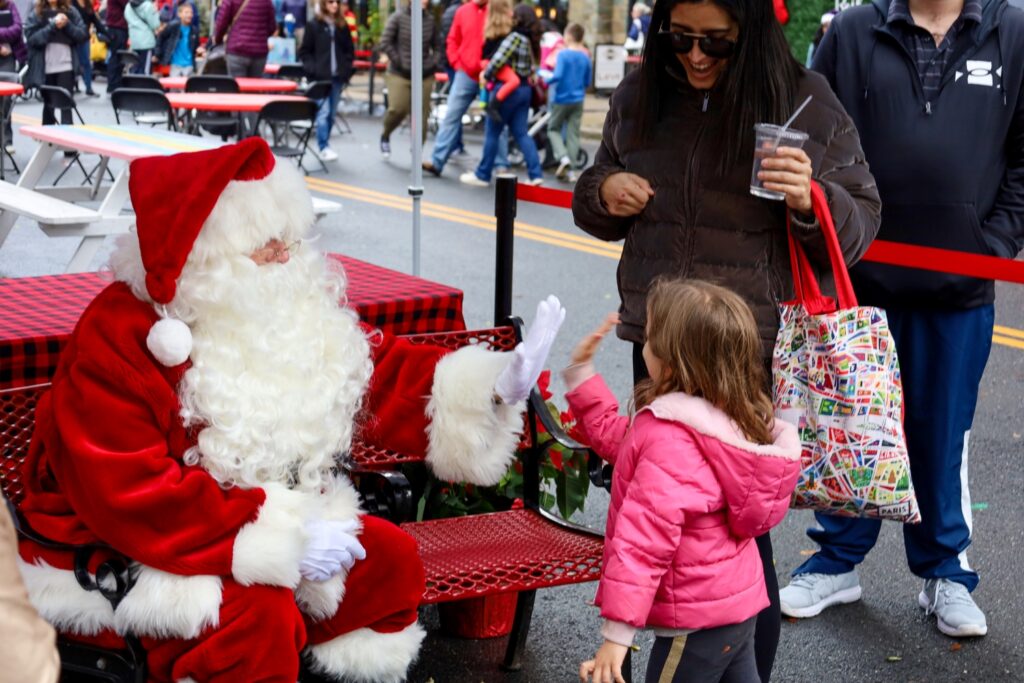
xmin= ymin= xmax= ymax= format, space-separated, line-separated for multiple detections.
xmin=404 ymin=508 xmax=602 ymax=604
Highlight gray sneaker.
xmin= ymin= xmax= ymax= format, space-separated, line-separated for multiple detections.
xmin=779 ymin=570 xmax=862 ymax=618
xmin=918 ymin=579 xmax=988 ymax=637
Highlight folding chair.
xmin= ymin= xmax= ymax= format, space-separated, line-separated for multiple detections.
xmin=121 ymin=74 xmax=163 ymax=90
xmin=110 ymin=88 xmax=177 ymax=130
xmin=0 ymin=71 xmax=21 ymax=177
xmin=37 ymin=85 xmax=115 ymax=185
xmin=293 ymin=80 xmax=332 ymax=172
xmin=183 ymin=75 xmax=240 ymax=139
xmin=252 ymin=99 xmax=318 ymax=172
xmin=274 ymin=63 xmax=306 ymax=84
xmin=117 ymin=50 xmax=140 ymax=77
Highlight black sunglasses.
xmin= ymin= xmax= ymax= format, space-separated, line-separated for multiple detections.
xmin=658 ymin=31 xmax=737 ymax=59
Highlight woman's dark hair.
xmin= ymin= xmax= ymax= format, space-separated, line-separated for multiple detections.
xmin=512 ymin=3 xmax=541 ymax=61
xmin=35 ymin=0 xmax=72 ymax=16
xmin=634 ymin=0 xmax=801 ymax=176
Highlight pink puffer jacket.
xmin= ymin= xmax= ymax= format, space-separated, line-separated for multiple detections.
xmin=564 ymin=368 xmax=800 ymax=640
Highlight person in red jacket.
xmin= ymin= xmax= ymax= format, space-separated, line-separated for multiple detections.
xmin=16 ymin=137 xmax=565 ymax=683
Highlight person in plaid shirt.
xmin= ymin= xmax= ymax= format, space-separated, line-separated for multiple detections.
xmin=16 ymin=137 xmax=565 ymax=682
xmin=460 ymin=0 xmax=543 ymax=187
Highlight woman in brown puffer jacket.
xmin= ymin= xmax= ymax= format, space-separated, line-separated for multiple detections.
xmin=571 ymin=0 xmax=880 ymax=680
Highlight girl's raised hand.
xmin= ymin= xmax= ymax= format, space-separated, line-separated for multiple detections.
xmin=570 ymin=313 xmax=619 ymax=366
xmin=579 ymin=640 xmax=629 ymax=683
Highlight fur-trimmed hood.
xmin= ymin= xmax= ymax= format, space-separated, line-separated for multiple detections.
xmin=644 ymin=393 xmax=800 ymax=538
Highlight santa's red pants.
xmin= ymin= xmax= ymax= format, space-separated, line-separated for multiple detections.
xmin=68 ymin=515 xmax=425 ymax=682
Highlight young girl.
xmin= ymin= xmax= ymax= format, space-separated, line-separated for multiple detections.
xmin=569 ymin=279 xmax=801 ymax=683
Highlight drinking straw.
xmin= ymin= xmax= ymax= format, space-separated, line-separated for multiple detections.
xmin=775 ymin=95 xmax=813 ymax=145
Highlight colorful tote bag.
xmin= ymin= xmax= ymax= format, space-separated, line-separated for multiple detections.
xmin=772 ymin=182 xmax=920 ymax=523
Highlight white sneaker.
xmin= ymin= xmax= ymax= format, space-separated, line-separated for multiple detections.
xmin=459 ymin=172 xmax=488 ymax=187
xmin=918 ymin=579 xmax=988 ymax=637
xmin=3 ymin=144 xmax=13 ymax=155
xmin=779 ymin=570 xmax=862 ymax=618
xmin=523 ymin=177 xmax=544 ymax=187
xmin=556 ymin=155 xmax=572 ymax=179
xmin=317 ymin=147 xmax=339 ymax=162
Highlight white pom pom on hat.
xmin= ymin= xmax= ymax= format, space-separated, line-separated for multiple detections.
xmin=147 ymin=315 xmax=193 ymax=367
xmin=128 ymin=137 xmax=277 ymax=366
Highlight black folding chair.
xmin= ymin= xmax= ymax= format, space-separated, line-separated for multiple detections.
xmin=0 ymin=71 xmax=21 ymax=178
xmin=294 ymin=81 xmax=333 ymax=173
xmin=274 ymin=63 xmax=306 ymax=83
xmin=252 ymin=99 xmax=318 ymax=171
xmin=37 ymin=85 xmax=115 ymax=185
xmin=183 ymin=75 xmax=240 ymax=139
xmin=110 ymin=88 xmax=177 ymax=130
xmin=117 ymin=50 xmax=140 ymax=77
xmin=121 ymin=74 xmax=163 ymax=90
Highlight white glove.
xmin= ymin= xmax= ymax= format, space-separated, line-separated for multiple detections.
xmin=299 ymin=519 xmax=367 ymax=582
xmin=494 ymin=295 xmax=566 ymax=405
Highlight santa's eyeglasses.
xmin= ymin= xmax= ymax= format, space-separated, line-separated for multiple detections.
xmin=657 ymin=31 xmax=737 ymax=59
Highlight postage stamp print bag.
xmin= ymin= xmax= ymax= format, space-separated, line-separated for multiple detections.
xmin=772 ymin=182 xmax=921 ymax=523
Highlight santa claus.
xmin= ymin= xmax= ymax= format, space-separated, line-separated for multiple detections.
xmin=16 ymin=138 xmax=564 ymax=682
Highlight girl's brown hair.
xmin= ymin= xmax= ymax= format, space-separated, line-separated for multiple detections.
xmin=316 ymin=0 xmax=345 ymax=28
xmin=35 ymin=0 xmax=72 ymax=16
xmin=634 ymin=278 xmax=775 ymax=445
xmin=484 ymin=0 xmax=513 ymax=41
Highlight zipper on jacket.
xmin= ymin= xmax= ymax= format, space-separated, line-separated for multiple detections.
xmin=925 ymin=101 xmax=932 ymax=115
xmin=682 ymin=92 xmax=709 ymax=252
xmin=701 ymin=91 xmax=709 ymax=112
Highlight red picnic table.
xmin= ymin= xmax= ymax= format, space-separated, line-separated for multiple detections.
xmin=0 ymin=254 xmax=466 ymax=390
xmin=159 ymin=77 xmax=299 ymax=93
xmin=0 ymin=82 xmax=23 ymax=180
xmin=165 ymin=92 xmax=308 ymax=112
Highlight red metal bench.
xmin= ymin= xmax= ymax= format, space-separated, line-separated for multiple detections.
xmin=0 ymin=324 xmax=606 ymax=680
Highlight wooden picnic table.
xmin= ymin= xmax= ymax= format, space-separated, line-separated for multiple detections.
xmin=159 ymin=77 xmax=299 ymax=93
xmin=0 ymin=255 xmax=467 ymax=390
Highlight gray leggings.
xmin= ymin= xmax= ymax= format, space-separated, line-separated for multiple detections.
xmin=645 ymin=617 xmax=760 ymax=683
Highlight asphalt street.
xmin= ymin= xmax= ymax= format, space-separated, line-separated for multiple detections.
xmin=1 ymin=93 xmax=1022 ymax=683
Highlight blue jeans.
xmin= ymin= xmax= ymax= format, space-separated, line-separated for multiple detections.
xmin=444 ymin=66 xmax=463 ymax=153
xmin=315 ymin=77 xmax=344 ymax=151
xmin=430 ymin=70 xmax=506 ymax=170
xmin=795 ymin=304 xmax=995 ymax=591
xmin=77 ymin=41 xmax=93 ymax=92
xmin=475 ymin=84 xmax=542 ymax=182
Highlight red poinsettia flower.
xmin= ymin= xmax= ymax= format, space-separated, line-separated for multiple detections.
xmin=549 ymin=449 xmax=564 ymax=471
xmin=537 ymin=370 xmax=553 ymax=401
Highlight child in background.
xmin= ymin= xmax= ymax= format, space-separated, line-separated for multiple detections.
xmin=478 ymin=0 xmax=519 ymax=123
xmin=568 ymin=279 xmax=801 ymax=683
xmin=544 ymin=22 xmax=590 ymax=181
xmin=157 ymin=0 xmax=203 ymax=77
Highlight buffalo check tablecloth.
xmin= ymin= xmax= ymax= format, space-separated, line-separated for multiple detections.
xmin=0 ymin=254 xmax=466 ymax=390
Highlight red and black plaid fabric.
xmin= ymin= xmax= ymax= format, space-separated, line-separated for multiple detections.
xmin=0 ymin=255 xmax=465 ymax=390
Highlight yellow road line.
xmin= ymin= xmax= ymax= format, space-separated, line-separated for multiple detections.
xmin=307 ymin=175 xmax=623 ymax=254
xmin=305 ymin=178 xmax=623 ymax=259
xmin=994 ymin=325 xmax=1024 ymax=341
xmin=993 ymin=334 xmax=1024 ymax=350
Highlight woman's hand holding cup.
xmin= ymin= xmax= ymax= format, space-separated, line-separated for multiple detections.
xmin=599 ymin=172 xmax=654 ymax=217
xmin=758 ymin=146 xmax=814 ymax=214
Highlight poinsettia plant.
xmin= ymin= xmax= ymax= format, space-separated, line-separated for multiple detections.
xmin=411 ymin=371 xmax=593 ymax=522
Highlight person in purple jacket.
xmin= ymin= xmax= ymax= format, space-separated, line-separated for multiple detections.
xmin=213 ymin=0 xmax=277 ymax=77
xmin=0 ymin=0 xmax=27 ymax=154
xmin=566 ymin=278 xmax=801 ymax=683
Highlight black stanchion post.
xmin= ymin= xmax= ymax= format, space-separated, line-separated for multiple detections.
xmin=367 ymin=47 xmax=377 ymax=116
xmin=494 ymin=175 xmax=517 ymax=324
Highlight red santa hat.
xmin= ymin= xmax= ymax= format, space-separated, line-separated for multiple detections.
xmin=128 ymin=137 xmax=277 ymax=367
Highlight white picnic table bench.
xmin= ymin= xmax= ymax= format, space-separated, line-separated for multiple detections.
xmin=0 ymin=125 xmax=340 ymax=273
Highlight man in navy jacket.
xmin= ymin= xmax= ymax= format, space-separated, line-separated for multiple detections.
xmin=780 ymin=0 xmax=1023 ymax=639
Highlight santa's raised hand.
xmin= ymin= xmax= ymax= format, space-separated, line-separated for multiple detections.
xmin=494 ymin=295 xmax=566 ymax=405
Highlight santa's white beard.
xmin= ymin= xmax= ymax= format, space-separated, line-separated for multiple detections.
xmin=171 ymin=247 xmax=373 ymax=492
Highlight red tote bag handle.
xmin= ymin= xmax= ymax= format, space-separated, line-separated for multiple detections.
xmin=785 ymin=181 xmax=858 ymax=314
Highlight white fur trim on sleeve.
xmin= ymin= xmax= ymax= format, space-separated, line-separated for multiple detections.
xmin=306 ymin=622 xmax=426 ymax=683
xmin=232 ymin=484 xmax=310 ymax=588
xmin=426 ymin=346 xmax=525 ymax=486
xmin=295 ymin=574 xmax=346 ymax=621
